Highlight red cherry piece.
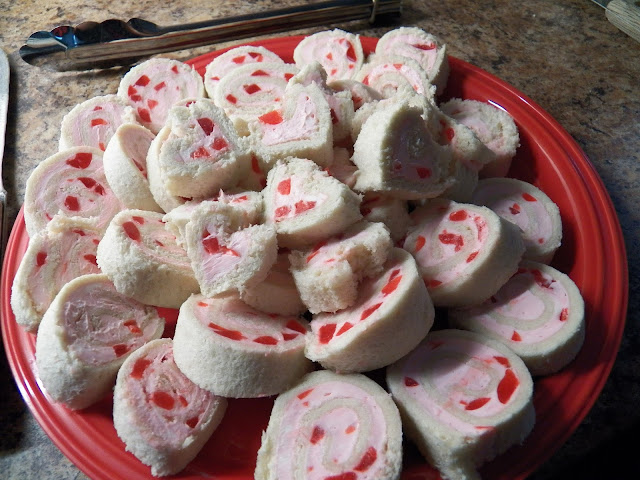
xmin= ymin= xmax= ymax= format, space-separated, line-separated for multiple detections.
xmin=360 ymin=302 xmax=382 ymax=321
xmin=354 ymin=447 xmax=377 ymax=472
xmin=66 ymin=152 xmax=92 ymax=169
xmin=197 ymin=117 xmax=215 ymax=135
xmin=253 ymin=336 xmax=278 ymax=345
xmin=122 ymin=221 xmax=141 ymax=242
xmin=259 ymin=110 xmax=284 ymax=125
xmin=131 ymin=358 xmax=152 ymax=379
xmin=438 ymin=230 xmax=464 ymax=252
xmin=310 ymin=426 xmax=325 ymax=445
xmin=464 ymin=397 xmax=491 ymax=411
xmin=151 ymin=391 xmax=175 ymax=410
xmin=277 ymin=178 xmax=291 ymax=195
xmin=36 ymin=251 xmax=47 ymax=267
xmin=449 ymin=210 xmax=468 ymax=221
xmin=497 ymin=368 xmax=519 ymax=404
xmin=318 ymin=323 xmax=337 ymax=344
xmin=64 ymin=195 xmax=80 ymax=211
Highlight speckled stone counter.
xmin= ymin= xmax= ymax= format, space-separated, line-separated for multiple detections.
xmin=0 ymin=0 xmax=638 ymax=478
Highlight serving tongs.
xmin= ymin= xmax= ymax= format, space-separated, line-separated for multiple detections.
xmin=19 ymin=0 xmax=402 ymax=71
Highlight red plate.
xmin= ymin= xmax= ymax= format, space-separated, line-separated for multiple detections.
xmin=1 ymin=35 xmax=628 ymax=480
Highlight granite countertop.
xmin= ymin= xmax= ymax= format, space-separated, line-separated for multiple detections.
xmin=1 ymin=0 xmax=638 ymax=478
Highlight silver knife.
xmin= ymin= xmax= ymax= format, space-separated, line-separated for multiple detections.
xmin=590 ymin=0 xmax=640 ymax=42
xmin=0 ymin=49 xmax=9 ymax=265
xmin=19 ymin=0 xmax=402 ymax=71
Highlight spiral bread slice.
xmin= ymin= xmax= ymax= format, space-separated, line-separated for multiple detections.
xmin=173 ymin=294 xmax=313 ymax=398
xmin=375 ymin=27 xmax=449 ymax=95
xmin=118 ymin=58 xmax=205 ymax=134
xmin=293 ymin=28 xmax=365 ymax=82
xmin=263 ymin=157 xmax=362 ymax=249
xmin=471 ymin=178 xmax=562 ymax=263
xmin=103 ymin=123 xmax=162 ymax=212
xmin=150 ymin=98 xmax=248 ymax=199
xmin=248 ymin=82 xmax=334 ymax=168
xmin=113 ymin=339 xmax=227 ymax=477
xmin=359 ymin=193 xmax=411 ymax=243
xmin=11 ymin=216 xmax=102 ymax=333
xmin=35 ymin=274 xmax=165 ymax=410
xmin=241 ymin=251 xmax=307 ymax=316
xmin=289 ymin=220 xmax=392 ymax=314
xmin=351 ymin=101 xmax=454 ymax=200
xmin=255 ymin=369 xmax=403 ymax=480
xmin=288 ymin=62 xmax=355 ymax=143
xmin=23 ymin=147 xmax=122 ymax=237
xmin=97 ymin=209 xmax=199 ymax=309
xmin=213 ymin=62 xmax=298 ymax=134
xmin=204 ymin=45 xmax=285 ymax=98
xmin=386 ymin=329 xmax=535 ymax=480
xmin=183 ymin=201 xmax=277 ymax=297
xmin=306 ymin=248 xmax=434 ymax=373
xmin=449 ymin=260 xmax=585 ymax=376
xmin=163 ymin=189 xmax=264 ymax=248
xmin=59 ymin=94 xmax=138 ymax=152
xmin=404 ymin=198 xmax=525 ymax=307
xmin=440 ymin=98 xmax=520 ymax=178
xmin=356 ymin=55 xmax=436 ymax=102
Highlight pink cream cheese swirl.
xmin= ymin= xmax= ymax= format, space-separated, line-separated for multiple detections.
xmin=192 ymin=295 xmax=309 ymax=348
xmin=63 ymin=276 xmax=164 ymax=366
xmin=271 ymin=379 xmax=393 ymax=479
xmin=405 ymin=202 xmax=490 ymax=288
xmin=116 ymin=211 xmax=192 ymax=270
xmin=394 ymin=331 xmax=527 ymax=437
xmin=120 ymin=339 xmax=222 ymax=450
xmin=24 ymin=148 xmax=122 ymax=236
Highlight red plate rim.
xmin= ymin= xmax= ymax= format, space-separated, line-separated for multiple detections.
xmin=1 ymin=34 xmax=629 ymax=480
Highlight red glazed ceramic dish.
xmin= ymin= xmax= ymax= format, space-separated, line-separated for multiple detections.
xmin=0 ymin=35 xmax=628 ymax=480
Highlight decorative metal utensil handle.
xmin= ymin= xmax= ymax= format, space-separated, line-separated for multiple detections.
xmin=20 ymin=0 xmax=402 ymax=70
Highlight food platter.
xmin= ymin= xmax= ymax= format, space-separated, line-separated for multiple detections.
xmin=0 ymin=34 xmax=628 ymax=479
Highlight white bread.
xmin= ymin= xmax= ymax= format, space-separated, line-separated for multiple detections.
xmin=248 ymin=82 xmax=334 ymax=168
xmin=102 ymin=122 xmax=163 ymax=212
xmin=173 ymin=294 xmax=313 ymax=398
xmin=241 ymin=252 xmax=307 ymax=316
xmin=59 ymin=94 xmax=138 ymax=151
xmin=305 ymin=248 xmax=434 ymax=373
xmin=328 ymin=78 xmax=383 ymax=110
xmin=162 ymin=189 xmax=264 ymax=248
xmin=351 ymin=101 xmax=454 ymax=200
xmin=404 ymin=198 xmax=525 ymax=307
xmin=35 ymin=274 xmax=164 ymax=410
xmin=356 ymin=55 xmax=436 ymax=102
xmin=117 ymin=57 xmax=205 ymax=134
xmin=293 ymin=29 xmax=365 ymax=82
xmin=255 ymin=369 xmax=403 ymax=480
xmin=113 ymin=338 xmax=227 ymax=477
xmin=289 ymin=220 xmax=393 ymax=313
xmin=375 ymin=27 xmax=449 ymax=95
xmin=288 ymin=61 xmax=355 ymax=143
xmin=263 ymin=157 xmax=362 ymax=248
xmin=145 ymin=125 xmax=187 ymax=212
xmin=440 ymin=98 xmax=520 ymax=178
xmin=96 ymin=209 xmax=199 ymax=308
xmin=449 ymin=260 xmax=585 ymax=376
xmin=386 ymin=329 xmax=535 ymax=480
xmin=153 ymin=98 xmax=248 ymax=199
xmin=23 ymin=147 xmax=122 ymax=238
xmin=213 ymin=61 xmax=298 ymax=134
xmin=359 ymin=192 xmax=411 ymax=243
xmin=471 ymin=177 xmax=562 ymax=264
xmin=183 ymin=201 xmax=277 ymax=297
xmin=11 ymin=216 xmax=102 ymax=333
xmin=204 ymin=45 xmax=284 ymax=98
